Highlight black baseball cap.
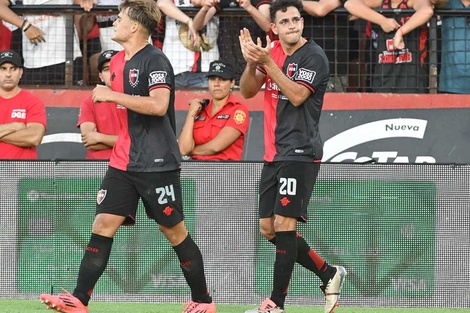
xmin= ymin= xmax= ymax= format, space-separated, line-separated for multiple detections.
xmin=207 ymin=60 xmax=236 ymax=80
xmin=0 ymin=50 xmax=23 ymax=68
xmin=97 ymin=50 xmax=119 ymax=72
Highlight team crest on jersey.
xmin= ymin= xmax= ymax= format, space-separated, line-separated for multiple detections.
xmin=97 ymin=189 xmax=107 ymax=204
xmin=129 ymin=68 xmax=139 ymax=87
xmin=297 ymin=68 xmax=316 ymax=84
xmin=233 ymin=110 xmax=246 ymax=125
xmin=287 ymin=63 xmax=298 ymax=78
xmin=149 ymin=71 xmax=167 ymax=87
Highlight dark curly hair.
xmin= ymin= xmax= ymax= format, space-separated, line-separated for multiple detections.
xmin=269 ymin=0 xmax=303 ymax=23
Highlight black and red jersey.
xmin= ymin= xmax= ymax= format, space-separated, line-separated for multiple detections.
xmin=109 ymin=44 xmax=181 ymax=172
xmin=257 ymin=40 xmax=329 ymax=162
xmin=370 ymin=0 xmax=428 ymax=93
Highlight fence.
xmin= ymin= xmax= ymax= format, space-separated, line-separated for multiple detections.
xmin=0 ymin=161 xmax=469 ymax=308
xmin=2 ymin=5 xmax=470 ymax=93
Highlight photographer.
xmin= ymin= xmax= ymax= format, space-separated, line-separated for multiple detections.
xmin=178 ymin=60 xmax=250 ymax=160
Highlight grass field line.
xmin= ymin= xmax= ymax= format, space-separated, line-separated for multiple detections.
xmin=1 ymin=299 xmax=469 ymax=313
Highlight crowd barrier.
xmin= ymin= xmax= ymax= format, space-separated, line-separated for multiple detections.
xmin=3 ymin=5 xmax=470 ymax=93
xmin=0 ymin=161 xmax=468 ymax=308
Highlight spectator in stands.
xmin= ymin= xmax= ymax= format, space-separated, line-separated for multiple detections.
xmin=438 ymin=0 xmax=470 ymax=94
xmin=344 ymin=0 xmax=436 ymax=93
xmin=7 ymin=0 xmax=95 ymax=86
xmin=162 ymin=0 xmax=218 ymax=88
xmin=96 ymin=0 xmax=200 ymax=82
xmin=77 ymin=50 xmax=120 ymax=160
xmin=78 ymin=14 xmax=102 ymax=85
xmin=302 ymin=0 xmax=342 ymax=17
xmin=0 ymin=50 xmax=46 ymax=159
xmin=193 ymin=0 xmax=271 ymax=85
xmin=302 ymin=0 xmax=366 ymax=92
xmin=0 ymin=0 xmax=46 ymax=48
xmin=96 ymin=0 xmax=123 ymax=51
xmin=178 ymin=60 xmax=249 ymax=160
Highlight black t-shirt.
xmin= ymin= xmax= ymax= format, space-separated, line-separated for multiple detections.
xmin=257 ymin=40 xmax=329 ymax=162
xmin=109 ymin=44 xmax=181 ymax=172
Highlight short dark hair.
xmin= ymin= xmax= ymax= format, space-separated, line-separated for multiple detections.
xmin=119 ymin=0 xmax=161 ymax=36
xmin=270 ymin=0 xmax=303 ymax=23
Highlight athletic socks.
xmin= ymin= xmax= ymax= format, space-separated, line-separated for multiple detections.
xmin=173 ymin=234 xmax=212 ymax=304
xmin=296 ymin=233 xmax=336 ymax=285
xmin=269 ymin=232 xmax=336 ymax=287
xmin=74 ymin=233 xmax=113 ymax=306
xmin=270 ymin=231 xmax=297 ymax=308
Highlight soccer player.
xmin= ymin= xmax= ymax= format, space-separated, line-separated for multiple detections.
xmin=239 ymin=0 xmax=347 ymax=312
xmin=39 ymin=1 xmax=216 ymax=313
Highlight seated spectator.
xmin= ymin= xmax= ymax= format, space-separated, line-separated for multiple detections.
xmin=163 ymin=0 xmax=217 ymax=88
xmin=77 ymin=50 xmax=120 ymax=160
xmin=438 ymin=0 xmax=470 ymax=94
xmin=194 ymin=0 xmax=271 ymax=85
xmin=8 ymin=0 xmax=95 ymax=86
xmin=0 ymin=50 xmax=46 ymax=159
xmin=345 ymin=0 xmax=436 ymax=93
xmin=178 ymin=60 xmax=250 ymax=160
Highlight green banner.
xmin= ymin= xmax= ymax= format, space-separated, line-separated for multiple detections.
xmin=255 ymin=181 xmax=436 ymax=297
xmin=18 ymin=177 xmax=196 ymax=294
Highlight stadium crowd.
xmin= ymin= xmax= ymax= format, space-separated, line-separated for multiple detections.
xmin=0 ymin=0 xmax=468 ymax=93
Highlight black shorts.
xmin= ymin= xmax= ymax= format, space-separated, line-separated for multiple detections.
xmin=96 ymin=166 xmax=184 ymax=227
xmin=259 ymin=161 xmax=320 ymax=222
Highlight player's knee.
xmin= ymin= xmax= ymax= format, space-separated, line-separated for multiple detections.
xmin=260 ymin=225 xmax=275 ymax=240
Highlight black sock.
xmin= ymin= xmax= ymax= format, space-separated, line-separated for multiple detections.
xmin=269 ymin=233 xmax=335 ymax=286
xmin=73 ymin=233 xmax=113 ymax=306
xmin=270 ymin=231 xmax=297 ymax=308
xmin=296 ymin=233 xmax=335 ymax=285
xmin=173 ymin=234 xmax=212 ymax=303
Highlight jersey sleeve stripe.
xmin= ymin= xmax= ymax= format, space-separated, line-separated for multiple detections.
xmin=149 ymin=84 xmax=171 ymax=92
xmin=296 ymin=80 xmax=315 ymax=93
xmin=256 ymin=65 xmax=267 ymax=75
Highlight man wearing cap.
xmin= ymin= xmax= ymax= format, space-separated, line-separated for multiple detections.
xmin=77 ymin=50 xmax=120 ymax=160
xmin=0 ymin=50 xmax=46 ymax=159
xmin=178 ymin=60 xmax=250 ymax=160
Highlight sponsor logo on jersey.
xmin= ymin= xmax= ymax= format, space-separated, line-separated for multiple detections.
xmin=217 ymin=114 xmax=230 ymax=119
xmin=233 ymin=110 xmax=247 ymax=125
xmin=266 ymin=78 xmax=280 ymax=91
xmin=286 ymin=63 xmax=298 ymax=78
xmin=11 ymin=109 xmax=26 ymax=119
xmin=129 ymin=68 xmax=139 ymax=87
xmin=149 ymin=71 xmax=167 ymax=86
xmin=296 ymin=68 xmax=316 ymax=84
xmin=97 ymin=189 xmax=107 ymax=204
xmin=379 ymin=48 xmax=412 ymax=64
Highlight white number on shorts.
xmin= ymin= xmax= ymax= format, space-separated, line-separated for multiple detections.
xmin=279 ymin=177 xmax=297 ymax=195
xmin=155 ymin=185 xmax=176 ymax=204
